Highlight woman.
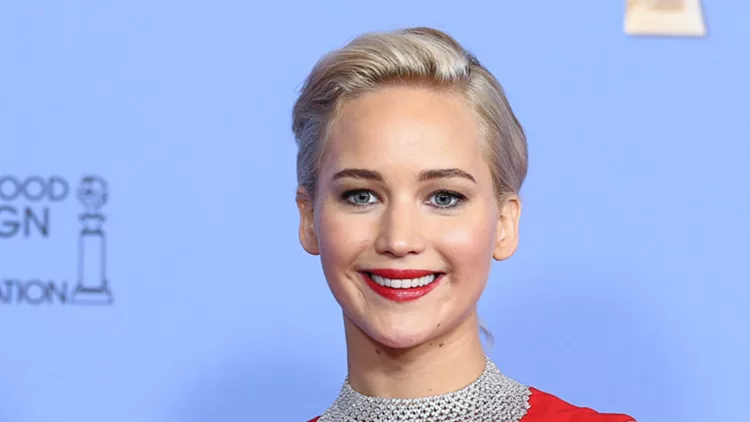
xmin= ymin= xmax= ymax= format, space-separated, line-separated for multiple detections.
xmin=292 ymin=27 xmax=635 ymax=422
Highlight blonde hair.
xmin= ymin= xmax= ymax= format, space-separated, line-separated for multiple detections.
xmin=291 ymin=26 xmax=528 ymax=202
xmin=291 ymin=27 xmax=528 ymax=346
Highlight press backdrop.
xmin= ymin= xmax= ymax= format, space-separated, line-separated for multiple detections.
xmin=1 ymin=1 xmax=748 ymax=422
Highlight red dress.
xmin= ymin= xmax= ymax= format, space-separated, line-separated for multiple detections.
xmin=307 ymin=387 xmax=634 ymax=421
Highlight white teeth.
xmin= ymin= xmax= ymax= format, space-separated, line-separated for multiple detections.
xmin=370 ymin=274 xmax=437 ymax=289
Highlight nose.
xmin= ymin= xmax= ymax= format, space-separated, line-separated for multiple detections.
xmin=374 ymin=200 xmax=426 ymax=257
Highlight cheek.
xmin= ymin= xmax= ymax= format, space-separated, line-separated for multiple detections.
xmin=437 ymin=215 xmax=496 ymax=275
xmin=316 ymin=205 xmax=373 ymax=267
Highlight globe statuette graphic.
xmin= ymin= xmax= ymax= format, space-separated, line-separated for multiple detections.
xmin=71 ymin=176 xmax=113 ymax=305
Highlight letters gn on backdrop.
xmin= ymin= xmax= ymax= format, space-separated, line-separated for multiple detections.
xmin=0 ymin=175 xmax=114 ymax=306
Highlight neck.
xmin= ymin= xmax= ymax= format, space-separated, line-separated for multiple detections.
xmin=343 ymin=309 xmax=487 ymax=399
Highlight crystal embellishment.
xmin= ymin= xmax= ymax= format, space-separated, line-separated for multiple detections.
xmin=318 ymin=357 xmax=531 ymax=422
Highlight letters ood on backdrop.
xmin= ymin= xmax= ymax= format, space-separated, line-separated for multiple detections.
xmin=0 ymin=175 xmax=113 ymax=306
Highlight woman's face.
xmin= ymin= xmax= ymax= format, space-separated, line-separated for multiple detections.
xmin=297 ymin=86 xmax=520 ymax=349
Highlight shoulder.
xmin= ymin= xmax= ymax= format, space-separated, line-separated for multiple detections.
xmin=522 ymin=387 xmax=635 ymax=422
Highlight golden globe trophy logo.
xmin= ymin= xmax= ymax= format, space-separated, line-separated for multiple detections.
xmin=0 ymin=175 xmax=113 ymax=305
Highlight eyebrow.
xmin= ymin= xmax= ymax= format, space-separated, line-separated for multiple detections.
xmin=331 ymin=168 xmax=476 ymax=183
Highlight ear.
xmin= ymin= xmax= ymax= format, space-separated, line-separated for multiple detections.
xmin=493 ymin=194 xmax=521 ymax=261
xmin=296 ymin=187 xmax=320 ymax=255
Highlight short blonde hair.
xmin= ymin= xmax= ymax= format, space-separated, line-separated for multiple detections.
xmin=291 ymin=26 xmax=528 ymax=202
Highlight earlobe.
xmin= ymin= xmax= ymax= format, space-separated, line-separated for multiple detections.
xmin=296 ymin=188 xmax=320 ymax=256
xmin=493 ymin=195 xmax=521 ymax=261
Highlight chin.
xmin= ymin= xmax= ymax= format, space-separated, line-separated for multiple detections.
xmin=371 ymin=332 xmax=429 ymax=350
xmin=364 ymin=321 xmax=440 ymax=350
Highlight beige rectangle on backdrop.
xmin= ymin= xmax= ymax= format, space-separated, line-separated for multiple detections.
xmin=625 ymin=0 xmax=707 ymax=37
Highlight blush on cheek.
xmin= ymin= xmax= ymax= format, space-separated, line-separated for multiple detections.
xmin=440 ymin=225 xmax=495 ymax=263
xmin=435 ymin=226 xmax=494 ymax=306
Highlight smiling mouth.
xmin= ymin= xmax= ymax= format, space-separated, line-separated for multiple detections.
xmin=367 ymin=272 xmax=439 ymax=289
xmin=359 ymin=270 xmax=445 ymax=302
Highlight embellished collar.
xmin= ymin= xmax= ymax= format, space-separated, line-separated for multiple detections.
xmin=317 ymin=357 xmax=531 ymax=422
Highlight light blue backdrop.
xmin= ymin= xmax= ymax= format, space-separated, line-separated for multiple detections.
xmin=1 ymin=1 xmax=748 ymax=421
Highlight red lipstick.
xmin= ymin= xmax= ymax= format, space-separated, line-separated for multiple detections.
xmin=361 ymin=268 xmax=443 ymax=302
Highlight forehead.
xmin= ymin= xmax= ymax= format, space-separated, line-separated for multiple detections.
xmin=322 ymin=86 xmax=486 ymax=171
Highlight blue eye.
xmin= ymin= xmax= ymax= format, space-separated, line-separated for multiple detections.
xmin=428 ymin=191 xmax=464 ymax=208
xmin=343 ymin=190 xmax=378 ymax=207
xmin=341 ymin=189 xmax=465 ymax=209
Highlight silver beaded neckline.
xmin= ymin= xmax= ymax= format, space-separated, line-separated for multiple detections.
xmin=317 ymin=357 xmax=531 ymax=422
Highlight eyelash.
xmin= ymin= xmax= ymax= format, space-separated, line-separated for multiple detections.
xmin=340 ymin=189 xmax=467 ymax=210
